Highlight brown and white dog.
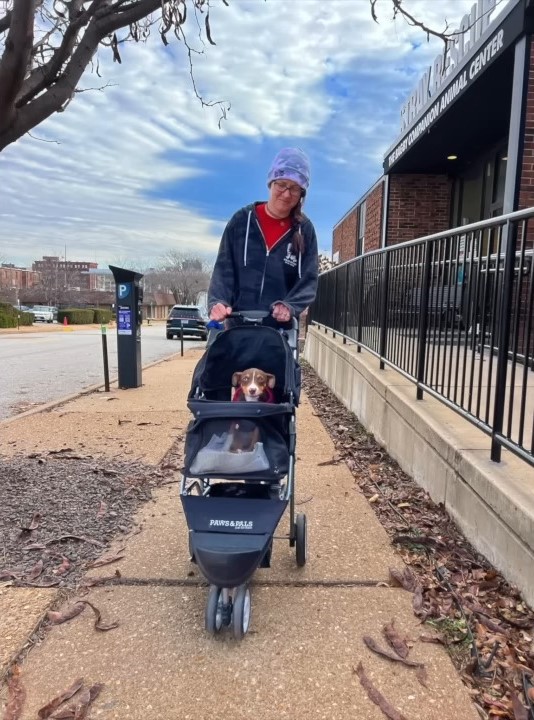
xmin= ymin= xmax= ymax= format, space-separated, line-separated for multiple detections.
xmin=229 ymin=368 xmax=276 ymax=453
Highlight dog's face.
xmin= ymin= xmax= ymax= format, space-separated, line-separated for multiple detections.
xmin=232 ymin=368 xmax=275 ymax=401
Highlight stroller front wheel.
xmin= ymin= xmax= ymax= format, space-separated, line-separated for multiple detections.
xmin=232 ymin=584 xmax=251 ymax=640
xmin=295 ymin=513 xmax=307 ymax=567
xmin=205 ymin=585 xmax=224 ymax=634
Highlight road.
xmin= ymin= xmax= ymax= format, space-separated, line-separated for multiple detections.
xmin=0 ymin=324 xmax=204 ymax=420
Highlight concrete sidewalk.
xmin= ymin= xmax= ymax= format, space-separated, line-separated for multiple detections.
xmin=0 ymin=350 xmax=478 ymax=720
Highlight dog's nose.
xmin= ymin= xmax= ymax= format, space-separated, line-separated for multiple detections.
xmin=249 ymin=387 xmax=257 ymax=395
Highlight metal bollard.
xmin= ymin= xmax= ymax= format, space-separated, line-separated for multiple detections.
xmin=101 ymin=324 xmax=110 ymax=392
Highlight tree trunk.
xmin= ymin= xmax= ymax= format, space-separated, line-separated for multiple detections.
xmin=0 ymin=0 xmax=36 ymax=135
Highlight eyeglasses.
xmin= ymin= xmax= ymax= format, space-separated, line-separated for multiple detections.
xmin=273 ymin=181 xmax=302 ymax=198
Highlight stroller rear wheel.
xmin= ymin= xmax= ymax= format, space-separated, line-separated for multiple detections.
xmin=205 ymin=585 xmax=225 ymax=634
xmin=295 ymin=513 xmax=307 ymax=567
xmin=232 ymin=584 xmax=251 ymax=640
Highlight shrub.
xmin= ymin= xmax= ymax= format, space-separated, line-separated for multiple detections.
xmin=0 ymin=311 xmax=16 ymax=328
xmin=17 ymin=311 xmax=34 ymax=326
xmin=92 ymin=308 xmax=113 ymax=324
xmin=0 ymin=303 xmax=33 ymax=327
xmin=57 ymin=308 xmax=95 ymax=325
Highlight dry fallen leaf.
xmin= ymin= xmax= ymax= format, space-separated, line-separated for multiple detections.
xmin=4 ymin=665 xmax=25 ymax=720
xmin=510 ymin=691 xmax=528 ymax=720
xmin=27 ymin=559 xmax=44 ymax=581
xmin=389 ymin=566 xmax=419 ymax=593
xmin=72 ymin=683 xmax=104 ymax=720
xmin=37 ymin=677 xmax=84 ymax=719
xmin=80 ymin=600 xmax=119 ymax=631
xmin=47 ymin=603 xmax=85 ymax=625
xmin=363 ymin=635 xmax=423 ymax=668
xmin=412 ymin=586 xmax=424 ymax=614
xmin=86 ymin=548 xmax=125 ymax=569
xmin=383 ymin=619 xmax=409 ymax=659
xmin=354 ymin=662 xmax=410 ymax=720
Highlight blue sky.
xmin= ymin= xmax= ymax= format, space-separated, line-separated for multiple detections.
xmin=0 ymin=0 xmax=511 ymax=270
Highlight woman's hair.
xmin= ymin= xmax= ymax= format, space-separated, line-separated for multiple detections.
xmin=290 ymin=194 xmax=306 ymax=254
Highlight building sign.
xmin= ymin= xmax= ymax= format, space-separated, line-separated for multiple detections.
xmin=399 ymin=0 xmax=499 ymax=135
xmin=384 ymin=0 xmax=523 ymax=173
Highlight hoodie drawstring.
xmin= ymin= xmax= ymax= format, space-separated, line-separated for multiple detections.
xmin=244 ymin=210 xmax=252 ymax=267
xmin=298 ymin=224 xmax=302 ymax=278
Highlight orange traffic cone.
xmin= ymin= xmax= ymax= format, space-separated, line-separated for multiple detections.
xmin=63 ymin=316 xmax=68 ymax=326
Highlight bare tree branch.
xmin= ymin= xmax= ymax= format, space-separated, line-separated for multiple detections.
xmin=370 ymin=0 xmax=506 ymax=45
xmin=0 ymin=0 xmax=230 ymax=152
xmin=17 ymin=0 xmax=93 ymax=106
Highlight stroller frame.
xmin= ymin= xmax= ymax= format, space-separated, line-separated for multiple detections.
xmin=180 ymin=311 xmax=306 ymax=639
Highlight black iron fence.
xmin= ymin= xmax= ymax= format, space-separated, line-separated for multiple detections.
xmin=310 ymin=208 xmax=534 ymax=466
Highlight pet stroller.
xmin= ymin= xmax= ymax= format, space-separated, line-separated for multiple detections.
xmin=181 ymin=311 xmax=307 ymax=639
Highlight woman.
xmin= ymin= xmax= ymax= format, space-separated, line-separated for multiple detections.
xmin=208 ymin=147 xmax=318 ymax=325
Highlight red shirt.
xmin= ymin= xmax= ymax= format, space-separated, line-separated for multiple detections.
xmin=256 ymin=203 xmax=292 ymax=250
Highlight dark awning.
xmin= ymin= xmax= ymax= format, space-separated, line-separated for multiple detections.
xmin=383 ymin=0 xmax=526 ymax=175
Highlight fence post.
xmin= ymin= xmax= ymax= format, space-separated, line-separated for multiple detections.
xmin=343 ymin=263 xmax=349 ymax=343
xmin=357 ymin=257 xmax=364 ymax=353
xmin=491 ymin=219 xmax=516 ymax=462
xmin=379 ymin=252 xmax=390 ymax=369
xmin=416 ymin=240 xmax=432 ymax=400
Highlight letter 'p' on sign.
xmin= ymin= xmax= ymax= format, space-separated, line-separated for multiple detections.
xmin=118 ymin=283 xmax=130 ymax=300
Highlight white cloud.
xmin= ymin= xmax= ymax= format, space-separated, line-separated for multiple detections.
xmin=0 ymin=0 xmax=510 ymax=267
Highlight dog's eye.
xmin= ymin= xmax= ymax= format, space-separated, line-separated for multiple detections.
xmin=242 ymin=375 xmax=250 ymax=383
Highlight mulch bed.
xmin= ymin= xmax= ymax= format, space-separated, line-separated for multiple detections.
xmin=301 ymin=362 xmax=534 ymax=720
xmin=0 ymin=443 xmax=182 ymax=590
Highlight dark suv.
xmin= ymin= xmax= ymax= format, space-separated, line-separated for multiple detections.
xmin=166 ymin=305 xmax=207 ymax=341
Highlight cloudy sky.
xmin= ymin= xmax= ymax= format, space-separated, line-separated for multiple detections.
xmin=0 ymin=0 xmax=510 ymax=270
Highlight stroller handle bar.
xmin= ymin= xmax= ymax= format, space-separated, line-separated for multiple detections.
xmin=227 ymin=310 xmax=298 ymax=331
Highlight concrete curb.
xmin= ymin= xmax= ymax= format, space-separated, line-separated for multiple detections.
xmin=0 ymin=350 xmax=192 ymax=427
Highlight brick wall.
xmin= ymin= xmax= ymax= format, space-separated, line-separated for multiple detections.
xmin=386 ymin=174 xmax=452 ymax=246
xmin=517 ymin=40 xmax=534 ymax=214
xmin=332 ymin=208 xmax=357 ymax=263
xmin=364 ymin=181 xmax=384 ymax=252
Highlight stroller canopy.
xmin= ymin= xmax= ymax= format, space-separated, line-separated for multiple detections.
xmin=189 ymin=325 xmax=300 ymax=403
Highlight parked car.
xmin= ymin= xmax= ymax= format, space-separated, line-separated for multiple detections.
xmin=166 ymin=305 xmax=207 ymax=340
xmin=28 ymin=305 xmax=58 ymax=323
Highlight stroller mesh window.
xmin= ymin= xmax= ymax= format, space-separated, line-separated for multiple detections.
xmin=189 ymin=325 xmax=300 ymax=404
xmin=184 ymin=414 xmax=290 ymax=481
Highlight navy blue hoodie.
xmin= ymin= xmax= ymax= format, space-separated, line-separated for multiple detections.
xmin=208 ymin=202 xmax=318 ymax=317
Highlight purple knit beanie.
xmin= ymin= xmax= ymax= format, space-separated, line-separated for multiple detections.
xmin=267 ymin=147 xmax=311 ymax=191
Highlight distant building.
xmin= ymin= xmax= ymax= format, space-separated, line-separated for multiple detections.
xmin=0 ymin=263 xmax=40 ymax=290
xmin=32 ymin=256 xmax=98 ymax=290
xmin=85 ymin=267 xmax=115 ymax=292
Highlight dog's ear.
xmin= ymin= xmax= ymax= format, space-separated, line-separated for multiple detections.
xmin=266 ymin=373 xmax=276 ymax=389
xmin=232 ymin=372 xmax=241 ymax=387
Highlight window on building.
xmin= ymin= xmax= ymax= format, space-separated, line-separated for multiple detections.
xmin=357 ymin=200 xmax=366 ymax=256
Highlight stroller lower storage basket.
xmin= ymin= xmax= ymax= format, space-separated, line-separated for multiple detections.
xmin=182 ymin=493 xmax=287 ymax=587
xmin=183 ymin=401 xmax=293 ymax=481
